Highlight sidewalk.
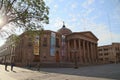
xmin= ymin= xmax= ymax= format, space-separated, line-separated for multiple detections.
xmin=0 ymin=64 xmax=43 ymax=80
xmin=0 ymin=65 xmax=17 ymax=80
xmin=0 ymin=72 xmax=17 ymax=80
xmin=0 ymin=64 xmax=120 ymax=80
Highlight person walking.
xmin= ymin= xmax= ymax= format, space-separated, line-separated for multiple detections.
xmin=5 ymin=62 xmax=8 ymax=71
xmin=11 ymin=62 xmax=14 ymax=71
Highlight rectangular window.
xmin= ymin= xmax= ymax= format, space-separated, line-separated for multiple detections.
xmin=104 ymin=48 xmax=108 ymax=51
xmin=99 ymin=58 xmax=103 ymax=61
xmin=99 ymin=53 xmax=103 ymax=56
xmin=104 ymin=53 xmax=108 ymax=55
xmin=105 ymin=58 xmax=108 ymax=61
xmin=98 ymin=49 xmax=102 ymax=51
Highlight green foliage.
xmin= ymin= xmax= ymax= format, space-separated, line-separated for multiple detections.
xmin=0 ymin=0 xmax=49 ymax=32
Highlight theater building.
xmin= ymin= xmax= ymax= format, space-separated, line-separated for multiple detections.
xmin=98 ymin=43 xmax=120 ymax=64
xmin=0 ymin=24 xmax=98 ymax=67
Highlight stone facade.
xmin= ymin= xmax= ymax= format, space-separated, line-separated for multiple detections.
xmin=66 ymin=32 xmax=98 ymax=65
xmin=98 ymin=43 xmax=120 ymax=64
xmin=0 ymin=35 xmax=15 ymax=64
xmin=0 ymin=24 xmax=98 ymax=67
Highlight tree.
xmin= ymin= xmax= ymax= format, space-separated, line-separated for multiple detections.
xmin=0 ymin=0 xmax=49 ymax=37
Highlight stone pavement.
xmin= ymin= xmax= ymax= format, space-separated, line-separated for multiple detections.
xmin=0 ymin=64 xmax=120 ymax=80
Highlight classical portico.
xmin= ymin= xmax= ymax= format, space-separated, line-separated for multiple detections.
xmin=66 ymin=32 xmax=98 ymax=65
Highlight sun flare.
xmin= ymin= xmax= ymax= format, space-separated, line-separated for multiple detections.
xmin=0 ymin=15 xmax=7 ymax=28
xmin=0 ymin=17 xmax=4 ymax=26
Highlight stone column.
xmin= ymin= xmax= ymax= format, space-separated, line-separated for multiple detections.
xmin=90 ymin=42 xmax=93 ymax=63
xmin=74 ymin=39 xmax=77 ymax=63
xmin=79 ymin=39 xmax=83 ymax=64
xmin=94 ymin=43 xmax=97 ymax=63
xmin=87 ymin=41 xmax=90 ymax=63
xmin=74 ymin=39 xmax=77 ymax=49
xmin=94 ymin=43 xmax=96 ymax=63
xmin=67 ymin=40 xmax=70 ymax=62
xmin=83 ymin=40 xmax=86 ymax=63
xmin=85 ymin=41 xmax=88 ymax=63
xmin=92 ymin=43 xmax=94 ymax=64
xmin=93 ymin=43 xmax=97 ymax=64
xmin=89 ymin=42 xmax=92 ymax=63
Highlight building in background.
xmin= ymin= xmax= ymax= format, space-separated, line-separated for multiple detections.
xmin=0 ymin=23 xmax=98 ymax=67
xmin=0 ymin=35 xmax=15 ymax=64
xmin=98 ymin=43 xmax=120 ymax=64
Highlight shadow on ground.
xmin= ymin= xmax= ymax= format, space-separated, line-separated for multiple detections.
xmin=32 ymin=63 xmax=120 ymax=80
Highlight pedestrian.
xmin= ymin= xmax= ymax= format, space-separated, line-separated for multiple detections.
xmin=11 ymin=62 xmax=14 ymax=71
xmin=5 ymin=62 xmax=8 ymax=71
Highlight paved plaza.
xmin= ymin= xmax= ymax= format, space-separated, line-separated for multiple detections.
xmin=0 ymin=63 xmax=120 ymax=80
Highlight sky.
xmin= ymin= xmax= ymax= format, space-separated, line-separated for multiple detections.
xmin=0 ymin=0 xmax=120 ymax=46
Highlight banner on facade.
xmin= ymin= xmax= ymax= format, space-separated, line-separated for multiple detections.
xmin=50 ymin=32 xmax=56 ymax=56
xmin=33 ymin=35 xmax=39 ymax=55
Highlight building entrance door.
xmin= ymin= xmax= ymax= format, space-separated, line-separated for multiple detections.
xmin=55 ymin=51 xmax=60 ymax=62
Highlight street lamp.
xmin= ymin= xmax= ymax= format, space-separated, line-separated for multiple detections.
xmin=71 ymin=49 xmax=78 ymax=69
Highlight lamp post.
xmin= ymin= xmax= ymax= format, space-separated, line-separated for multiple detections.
xmin=71 ymin=49 xmax=78 ymax=69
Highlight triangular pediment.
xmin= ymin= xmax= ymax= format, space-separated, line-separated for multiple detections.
xmin=81 ymin=31 xmax=98 ymax=40
xmin=66 ymin=31 xmax=98 ymax=41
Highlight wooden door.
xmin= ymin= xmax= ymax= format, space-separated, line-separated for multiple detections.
xmin=55 ymin=51 xmax=60 ymax=62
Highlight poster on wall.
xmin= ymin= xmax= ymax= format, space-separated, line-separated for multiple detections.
xmin=50 ymin=32 xmax=56 ymax=56
xmin=62 ymin=35 xmax=66 ymax=56
xmin=33 ymin=35 xmax=39 ymax=55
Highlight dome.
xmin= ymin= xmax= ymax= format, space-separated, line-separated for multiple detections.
xmin=57 ymin=22 xmax=72 ymax=35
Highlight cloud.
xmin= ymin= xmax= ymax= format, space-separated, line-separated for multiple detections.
xmin=51 ymin=4 xmax=58 ymax=13
xmin=68 ymin=14 xmax=78 ymax=22
xmin=98 ymin=31 xmax=120 ymax=46
xmin=111 ymin=4 xmax=120 ymax=23
xmin=83 ymin=8 xmax=95 ymax=17
xmin=68 ymin=15 xmax=120 ymax=46
xmin=54 ymin=4 xmax=58 ymax=9
xmin=71 ymin=3 xmax=78 ymax=9
xmin=82 ymin=0 xmax=95 ymax=9
xmin=59 ymin=0 xmax=64 ymax=2
xmin=54 ymin=18 xmax=63 ymax=28
xmin=114 ymin=0 xmax=120 ymax=3
xmin=44 ymin=0 xmax=120 ymax=46
xmin=99 ymin=0 xmax=105 ymax=4
xmin=80 ymin=19 xmax=120 ymax=46
xmin=112 ymin=33 xmax=120 ymax=42
xmin=44 ymin=17 xmax=63 ymax=31
xmin=90 ymin=24 xmax=112 ymax=45
xmin=44 ymin=0 xmax=54 ymax=5
xmin=44 ymin=15 xmax=77 ymax=32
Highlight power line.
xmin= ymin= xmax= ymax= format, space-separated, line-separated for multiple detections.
xmin=107 ymin=12 xmax=113 ymax=43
